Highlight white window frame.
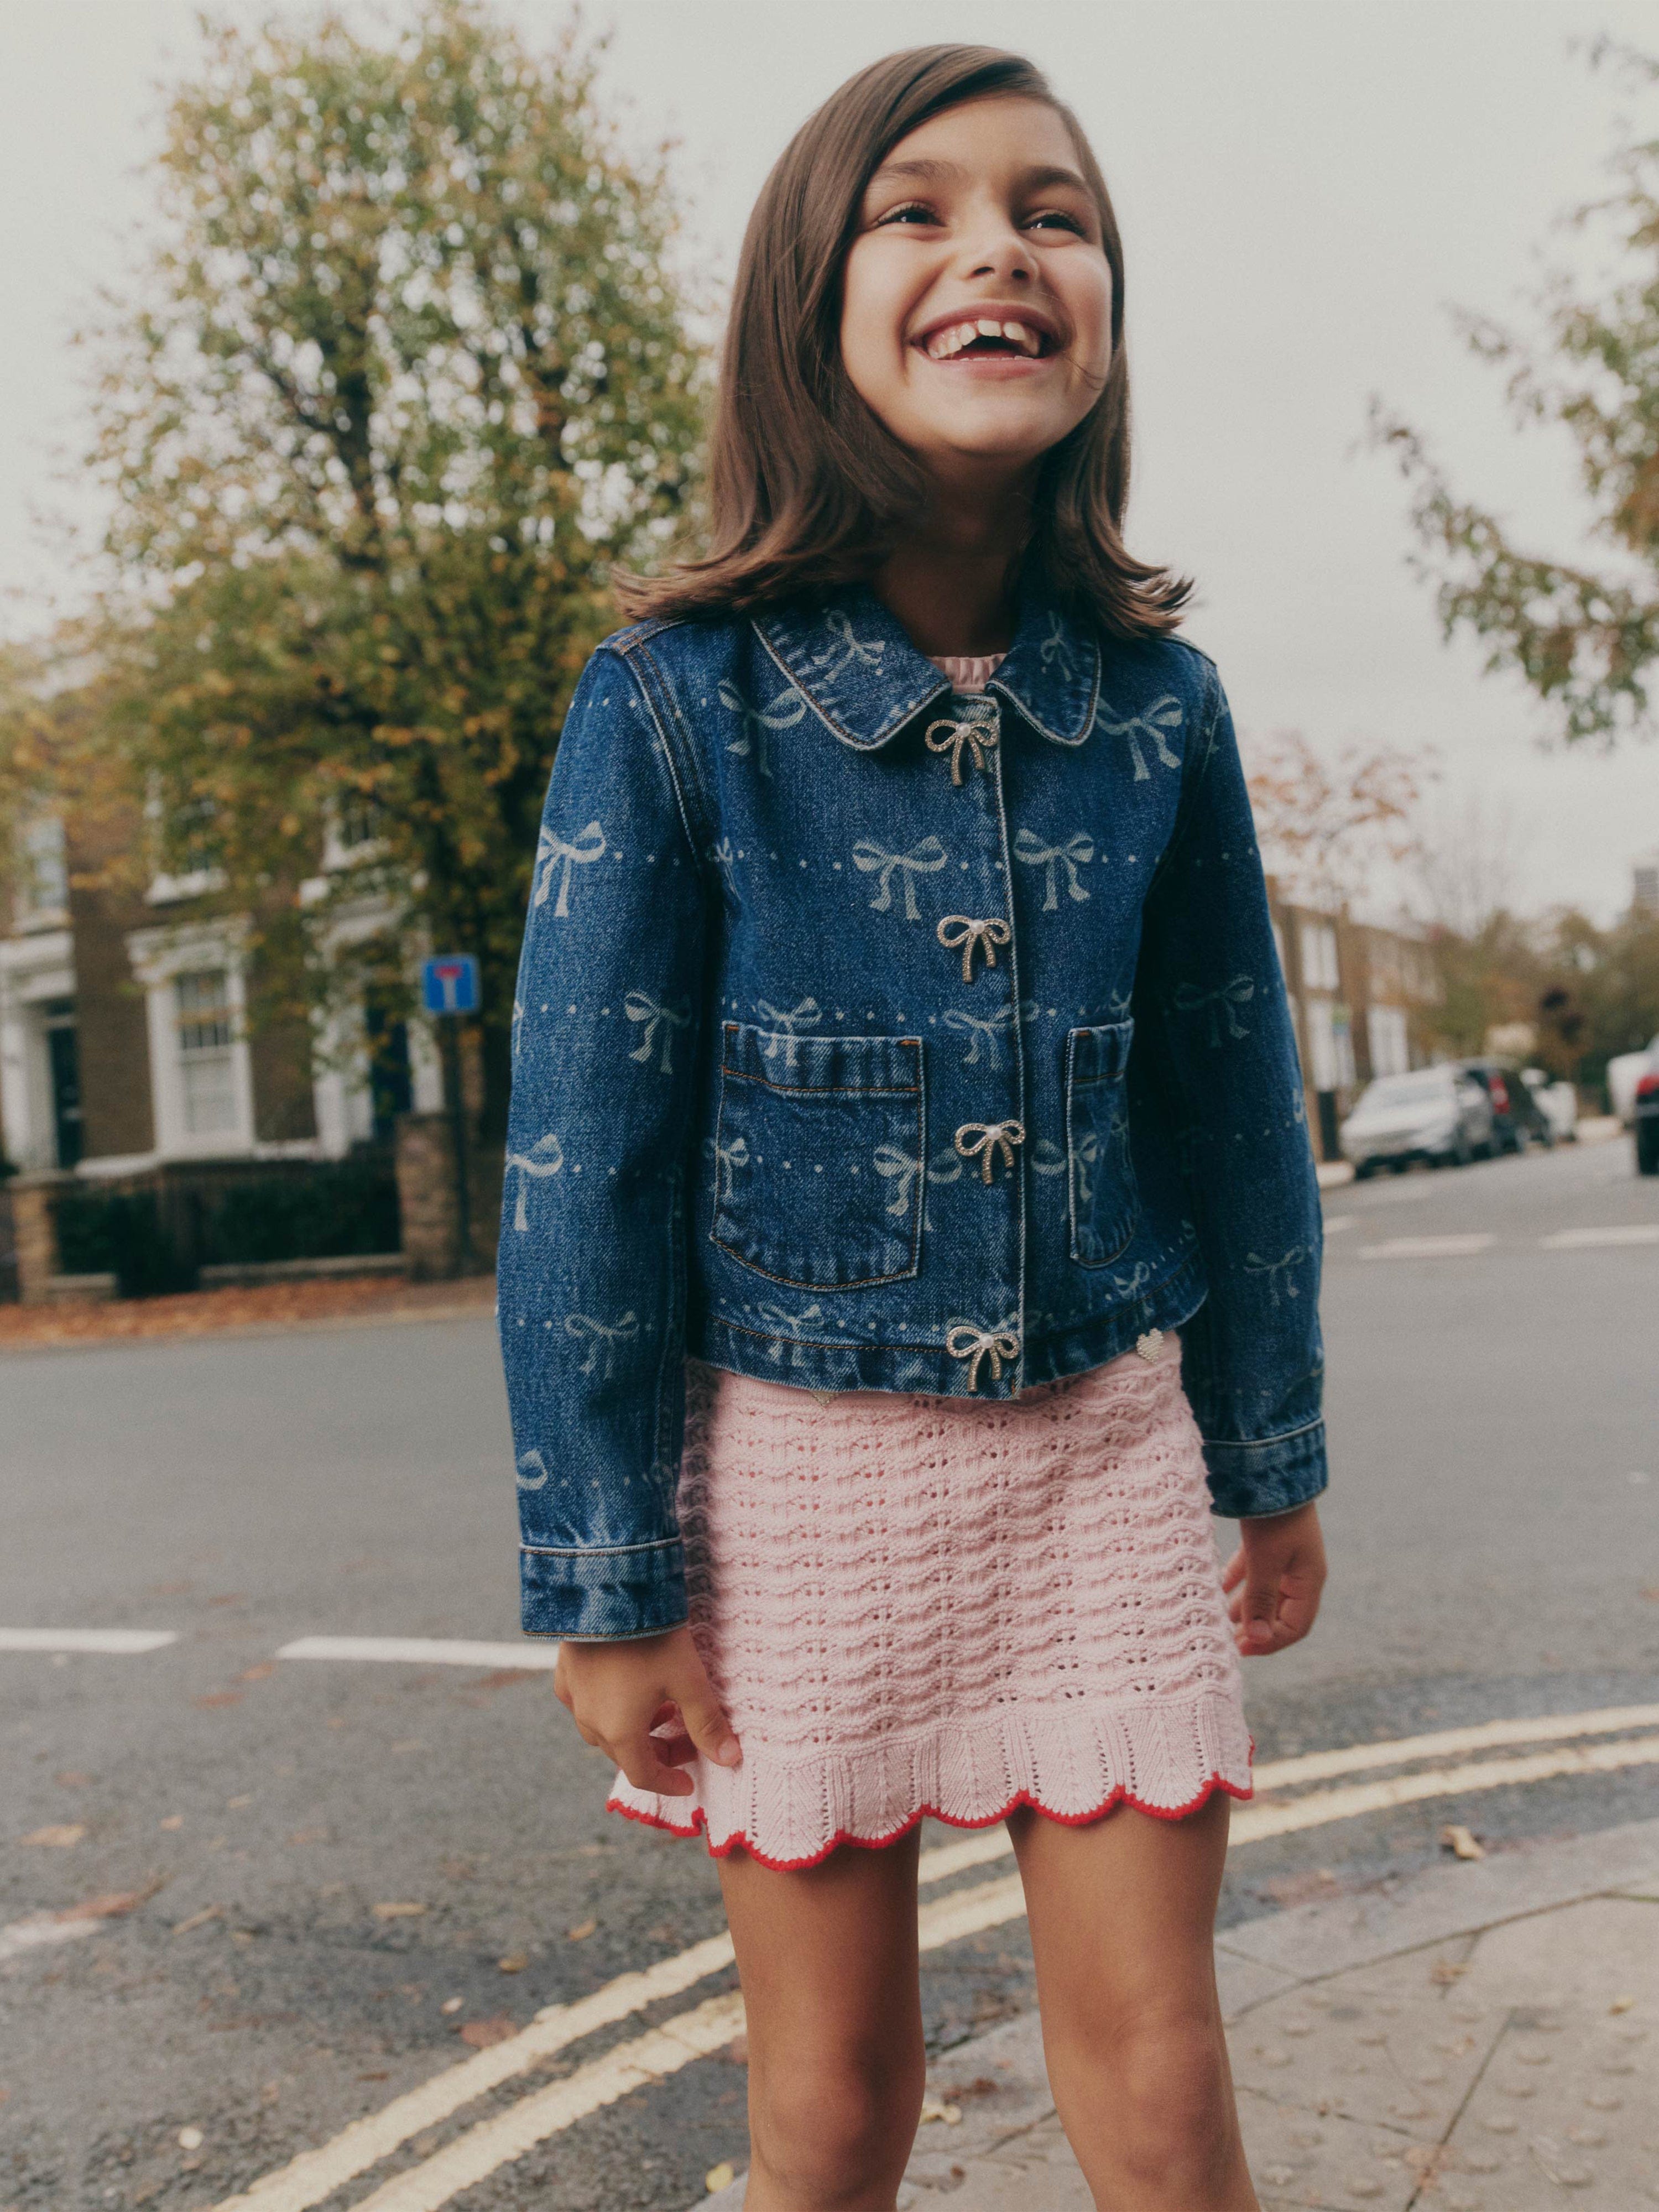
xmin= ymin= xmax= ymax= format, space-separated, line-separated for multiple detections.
xmin=1367 ymin=1003 xmax=1411 ymax=1080
xmin=1298 ymin=919 xmax=1339 ymax=994
xmin=12 ymin=816 xmax=70 ymax=933
xmin=0 ymin=930 xmax=75 ymax=1172
xmin=126 ymin=920 xmax=256 ymax=1159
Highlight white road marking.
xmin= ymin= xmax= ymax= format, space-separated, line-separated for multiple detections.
xmin=210 ymin=1701 xmax=1659 ymax=2212
xmin=0 ymin=1912 xmax=106 ymax=1964
xmin=1540 ymin=1224 xmax=1659 ymax=1250
xmin=0 ymin=1627 xmax=179 ymax=1655
xmin=275 ymin=1637 xmax=562 ymax=1670
xmin=1359 ymin=1233 xmax=1496 ymax=1259
xmin=1322 ymin=1215 xmax=1355 ymax=1235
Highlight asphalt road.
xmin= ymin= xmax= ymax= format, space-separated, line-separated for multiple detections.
xmin=3 ymin=1129 xmax=1656 ymax=2212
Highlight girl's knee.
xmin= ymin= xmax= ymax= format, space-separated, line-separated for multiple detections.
xmin=749 ymin=2049 xmax=923 ymax=2211
xmin=1053 ymin=2003 xmax=1237 ymax=2180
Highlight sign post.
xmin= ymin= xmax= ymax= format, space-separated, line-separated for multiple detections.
xmin=420 ymin=956 xmax=481 ymax=1273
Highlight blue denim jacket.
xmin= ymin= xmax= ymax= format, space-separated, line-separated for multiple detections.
xmin=498 ymin=582 xmax=1326 ymax=1639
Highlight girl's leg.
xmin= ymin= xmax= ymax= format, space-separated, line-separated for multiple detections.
xmin=717 ymin=1830 xmax=925 ymax=2212
xmin=1008 ymin=1792 xmax=1258 ymax=2212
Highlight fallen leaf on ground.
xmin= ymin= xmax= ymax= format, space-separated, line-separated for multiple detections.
xmin=472 ymin=1668 xmax=537 ymax=1692
xmin=1610 ymin=1994 xmax=1636 ymax=2013
xmin=458 ymin=2014 xmax=517 ymax=2048
xmin=566 ymin=1918 xmax=597 ymax=1941
xmin=497 ymin=1953 xmax=528 ymax=1973
xmin=194 ymin=1692 xmax=243 ymax=1709
xmin=1430 ymin=1960 xmax=1470 ymax=1984
xmin=177 ymin=2127 xmax=204 ymax=2151
xmin=288 ymin=1828 xmax=327 ymax=1846
xmin=238 ymin=1663 xmax=276 ymax=1682
xmin=919 ymin=2100 xmax=962 ymax=2125
xmin=160 ymin=1815 xmax=184 ymax=1831
xmin=171 ymin=1906 xmax=222 ymax=1936
xmin=59 ymin=1882 xmax=163 ymax=1923
xmin=440 ymin=1996 xmax=463 ymax=2014
xmin=705 ymin=2163 xmax=735 ymax=2194
xmin=20 ymin=1825 xmax=85 ymax=1848
xmin=226 ymin=1795 xmax=252 ymax=1809
xmin=1441 ymin=1824 xmax=1485 ymax=1860
xmin=54 ymin=1771 xmax=92 ymax=1788
xmin=372 ymin=1901 xmax=426 ymax=1920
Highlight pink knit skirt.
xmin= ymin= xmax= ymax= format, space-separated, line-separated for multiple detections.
xmin=608 ymin=1332 xmax=1253 ymax=1869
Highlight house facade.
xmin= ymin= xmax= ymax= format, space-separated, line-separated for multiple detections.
xmin=0 ymin=806 xmax=444 ymax=1185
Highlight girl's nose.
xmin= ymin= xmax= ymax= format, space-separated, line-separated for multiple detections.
xmin=961 ymin=221 xmax=1039 ymax=287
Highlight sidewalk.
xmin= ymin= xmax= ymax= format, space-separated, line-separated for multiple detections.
xmin=707 ymin=1818 xmax=1659 ymax=2210
xmin=0 ymin=1271 xmax=494 ymax=1352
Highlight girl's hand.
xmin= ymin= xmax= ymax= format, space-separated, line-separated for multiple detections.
xmin=1222 ymin=1501 xmax=1327 ymax=1657
xmin=554 ymin=1625 xmax=741 ymax=1797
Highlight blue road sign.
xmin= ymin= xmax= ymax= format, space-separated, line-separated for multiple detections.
xmin=421 ymin=954 xmax=480 ymax=1016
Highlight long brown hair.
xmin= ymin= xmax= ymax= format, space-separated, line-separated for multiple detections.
xmin=615 ymin=45 xmax=1190 ymax=638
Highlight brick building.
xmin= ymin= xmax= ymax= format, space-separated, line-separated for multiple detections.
xmin=1266 ymin=880 xmax=1441 ymax=1161
xmin=0 ymin=803 xmax=444 ymax=1183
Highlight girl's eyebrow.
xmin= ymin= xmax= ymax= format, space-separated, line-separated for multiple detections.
xmin=866 ymin=155 xmax=1091 ymax=196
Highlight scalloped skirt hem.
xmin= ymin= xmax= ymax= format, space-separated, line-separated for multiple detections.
xmin=606 ymin=1693 xmax=1255 ymax=1871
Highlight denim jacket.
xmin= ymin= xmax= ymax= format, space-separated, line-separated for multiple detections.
xmin=498 ymin=582 xmax=1326 ymax=1639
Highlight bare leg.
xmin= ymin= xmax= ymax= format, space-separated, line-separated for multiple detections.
xmin=717 ymin=1830 xmax=925 ymax=2212
xmin=1009 ymin=1792 xmax=1258 ymax=2211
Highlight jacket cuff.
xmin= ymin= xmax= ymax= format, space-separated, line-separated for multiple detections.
xmin=519 ymin=1538 xmax=688 ymax=1640
xmin=1202 ymin=1420 xmax=1328 ymax=1520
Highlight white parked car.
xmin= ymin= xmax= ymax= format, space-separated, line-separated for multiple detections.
xmin=1522 ymin=1068 xmax=1578 ymax=1142
xmin=1339 ymin=1065 xmax=1495 ymax=1177
xmin=1610 ymin=1038 xmax=1659 ymax=1126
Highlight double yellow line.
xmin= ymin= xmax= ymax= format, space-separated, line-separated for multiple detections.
xmin=218 ymin=1703 xmax=1659 ymax=2212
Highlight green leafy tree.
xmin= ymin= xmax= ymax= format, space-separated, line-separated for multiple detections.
xmin=1373 ymin=40 xmax=1659 ymax=747
xmin=76 ymin=0 xmax=707 ymax=1130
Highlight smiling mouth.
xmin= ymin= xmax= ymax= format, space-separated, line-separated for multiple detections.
xmin=919 ymin=317 xmax=1058 ymax=362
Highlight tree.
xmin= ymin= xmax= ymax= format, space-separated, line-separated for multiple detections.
xmin=71 ymin=0 xmax=707 ymax=1133
xmin=1371 ymin=40 xmax=1659 ymax=748
xmin=1242 ymin=728 xmax=1428 ymax=911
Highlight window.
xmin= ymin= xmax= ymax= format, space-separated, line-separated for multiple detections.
xmin=1368 ymin=1004 xmax=1410 ymax=1079
xmin=336 ymin=792 xmax=385 ymax=854
xmin=15 ymin=817 xmax=68 ymax=926
xmin=1305 ymin=998 xmax=1357 ymax=1092
xmin=1298 ymin=919 xmax=1339 ymax=993
xmin=175 ymin=969 xmax=238 ymax=1136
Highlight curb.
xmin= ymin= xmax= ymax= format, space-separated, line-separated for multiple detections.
xmin=700 ymin=1815 xmax=1659 ymax=2209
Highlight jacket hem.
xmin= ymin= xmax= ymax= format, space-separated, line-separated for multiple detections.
xmin=520 ymin=1538 xmax=688 ymax=1641
xmin=1202 ymin=1420 xmax=1329 ymax=1519
xmin=692 ymin=1246 xmax=1207 ymax=1398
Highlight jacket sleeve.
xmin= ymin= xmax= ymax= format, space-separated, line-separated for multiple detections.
xmin=497 ymin=644 xmax=711 ymax=1638
xmin=1136 ymin=659 xmax=1328 ymax=1519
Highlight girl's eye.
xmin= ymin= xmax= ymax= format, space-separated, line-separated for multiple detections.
xmin=1027 ymin=210 xmax=1086 ymax=236
xmin=874 ymin=201 xmax=940 ymax=228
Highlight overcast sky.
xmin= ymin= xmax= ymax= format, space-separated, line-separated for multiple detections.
xmin=3 ymin=1 xmax=1656 ymax=920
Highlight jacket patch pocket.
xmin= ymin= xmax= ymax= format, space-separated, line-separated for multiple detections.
xmin=711 ymin=1023 xmax=925 ymax=1291
xmin=1065 ymin=1019 xmax=1141 ymax=1267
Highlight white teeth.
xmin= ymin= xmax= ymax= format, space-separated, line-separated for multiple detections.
xmin=923 ymin=316 xmax=1047 ymax=359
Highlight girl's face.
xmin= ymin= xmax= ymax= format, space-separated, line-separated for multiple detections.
xmin=839 ymin=95 xmax=1114 ymax=486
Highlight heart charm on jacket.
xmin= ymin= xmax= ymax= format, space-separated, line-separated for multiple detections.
xmin=1135 ymin=1329 xmax=1164 ymax=1362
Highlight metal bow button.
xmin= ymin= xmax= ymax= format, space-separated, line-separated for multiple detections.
xmin=944 ymin=1321 xmax=1021 ymax=1391
xmin=954 ymin=1119 xmax=1026 ymax=1183
xmin=925 ymin=705 xmax=1000 ymax=785
xmin=936 ymin=914 xmax=1011 ymax=982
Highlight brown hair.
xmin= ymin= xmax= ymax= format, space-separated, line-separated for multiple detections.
xmin=615 ymin=44 xmax=1190 ymax=638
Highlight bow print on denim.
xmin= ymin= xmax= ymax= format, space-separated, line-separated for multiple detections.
xmin=564 ymin=1309 xmax=640 ymax=1380
xmin=717 ymin=678 xmax=807 ymax=778
xmin=534 ymin=819 xmax=607 ymax=916
xmin=624 ymin=989 xmax=692 ymax=1072
xmin=1175 ymin=974 xmax=1255 ymax=1044
xmin=713 ymin=1131 xmax=750 ymax=1199
xmin=1100 ymin=695 xmax=1183 ymax=781
xmin=505 ymin=1132 xmax=564 ymax=1232
xmin=808 ymin=606 xmax=888 ymax=688
xmin=852 ymin=834 xmax=948 ymax=919
xmin=1244 ymin=1245 xmax=1308 ymax=1307
xmin=1039 ymin=609 xmax=1075 ymax=679
xmin=755 ymin=997 xmax=822 ymax=1072
xmin=942 ymin=1005 xmax=1015 ymax=1067
xmin=1014 ymin=827 xmax=1093 ymax=911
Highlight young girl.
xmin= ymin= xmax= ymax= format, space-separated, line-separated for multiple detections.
xmin=499 ymin=45 xmax=1327 ymax=2212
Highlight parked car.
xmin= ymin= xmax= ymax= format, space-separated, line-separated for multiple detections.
xmin=1524 ymin=1069 xmax=1578 ymax=1143
xmin=1339 ymin=1065 xmax=1495 ymax=1177
xmin=1634 ymin=1053 xmax=1659 ymax=1177
xmin=1610 ymin=1035 xmax=1659 ymax=1126
xmin=1455 ymin=1058 xmax=1556 ymax=1155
